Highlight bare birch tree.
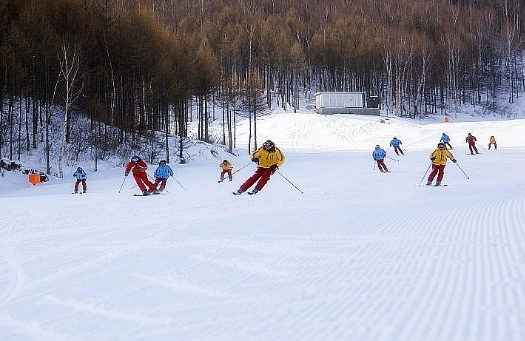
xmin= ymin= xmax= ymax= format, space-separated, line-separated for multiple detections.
xmin=57 ymin=41 xmax=83 ymax=178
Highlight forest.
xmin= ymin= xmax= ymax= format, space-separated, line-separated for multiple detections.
xmin=0 ymin=0 xmax=524 ymax=174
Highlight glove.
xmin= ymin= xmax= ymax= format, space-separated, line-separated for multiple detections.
xmin=125 ymin=172 xmax=129 ymax=176
xmin=252 ymin=157 xmax=259 ymax=163
xmin=270 ymin=164 xmax=278 ymax=171
xmin=452 ymin=159 xmax=457 ymax=163
xmin=430 ymin=157 xmax=436 ymax=161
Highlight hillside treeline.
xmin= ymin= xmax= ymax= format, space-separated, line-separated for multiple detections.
xmin=1 ymin=0 xmax=524 ymax=168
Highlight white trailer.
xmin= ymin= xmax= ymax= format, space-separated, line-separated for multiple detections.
xmin=314 ymin=92 xmax=379 ymax=115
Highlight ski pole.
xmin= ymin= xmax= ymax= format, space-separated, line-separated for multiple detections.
xmin=275 ymin=170 xmax=304 ymax=194
xmin=171 ymin=175 xmax=187 ymax=191
xmin=118 ymin=175 xmax=128 ymax=193
xmin=387 ymin=156 xmax=399 ymax=162
xmin=453 ymin=161 xmax=470 ymax=179
xmin=418 ymin=163 xmax=432 ymax=186
xmin=231 ymin=162 xmax=253 ymax=176
xmin=146 ymin=172 xmax=157 ymax=184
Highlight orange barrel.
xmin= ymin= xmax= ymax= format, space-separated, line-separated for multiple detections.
xmin=444 ymin=116 xmax=450 ymax=123
xmin=28 ymin=174 xmax=41 ymax=186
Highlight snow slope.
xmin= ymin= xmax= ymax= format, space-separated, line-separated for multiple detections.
xmin=1 ymin=111 xmax=525 ymax=341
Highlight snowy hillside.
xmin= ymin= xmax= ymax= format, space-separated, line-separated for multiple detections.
xmin=1 ymin=108 xmax=525 ymax=341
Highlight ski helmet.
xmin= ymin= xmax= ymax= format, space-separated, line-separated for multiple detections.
xmin=263 ymin=140 xmax=274 ymax=148
xmin=131 ymin=155 xmax=140 ymax=162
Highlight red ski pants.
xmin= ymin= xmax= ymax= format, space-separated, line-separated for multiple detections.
xmin=376 ymin=160 xmax=388 ymax=172
xmin=133 ymin=172 xmax=156 ymax=192
xmin=154 ymin=178 xmax=168 ymax=191
xmin=220 ymin=170 xmax=232 ymax=180
xmin=74 ymin=179 xmax=87 ymax=192
xmin=393 ymin=146 xmax=404 ymax=155
xmin=428 ymin=164 xmax=446 ymax=183
xmin=240 ymin=167 xmax=274 ymax=192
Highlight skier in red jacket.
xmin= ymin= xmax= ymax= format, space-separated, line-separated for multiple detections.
xmin=125 ymin=155 xmax=157 ymax=195
xmin=465 ymin=133 xmax=479 ymax=155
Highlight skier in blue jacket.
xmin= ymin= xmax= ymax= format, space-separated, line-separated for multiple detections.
xmin=153 ymin=160 xmax=173 ymax=192
xmin=372 ymin=145 xmax=389 ymax=172
xmin=440 ymin=133 xmax=453 ymax=149
xmin=389 ymin=137 xmax=404 ymax=155
xmin=73 ymin=167 xmax=87 ymax=193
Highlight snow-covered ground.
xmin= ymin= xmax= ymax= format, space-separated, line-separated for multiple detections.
xmin=1 ymin=107 xmax=525 ymax=341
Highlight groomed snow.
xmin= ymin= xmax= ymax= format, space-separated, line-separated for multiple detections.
xmin=1 ymin=110 xmax=525 ymax=341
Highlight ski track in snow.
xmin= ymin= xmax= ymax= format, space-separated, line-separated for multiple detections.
xmin=1 ymin=120 xmax=525 ymax=340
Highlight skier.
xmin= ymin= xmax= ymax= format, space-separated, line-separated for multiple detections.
xmin=427 ymin=142 xmax=457 ymax=186
xmin=466 ymin=133 xmax=479 ymax=154
xmin=389 ymin=137 xmax=404 ymax=156
xmin=233 ymin=140 xmax=285 ymax=195
xmin=488 ymin=136 xmax=497 ymax=150
xmin=440 ymin=133 xmax=453 ymax=149
xmin=372 ymin=145 xmax=389 ymax=172
xmin=219 ymin=159 xmax=233 ymax=182
xmin=153 ymin=160 xmax=173 ymax=193
xmin=124 ymin=155 xmax=157 ymax=195
xmin=73 ymin=166 xmax=87 ymax=193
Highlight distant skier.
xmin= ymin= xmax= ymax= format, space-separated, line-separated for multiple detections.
xmin=389 ymin=137 xmax=404 ymax=156
xmin=153 ymin=160 xmax=173 ymax=193
xmin=219 ymin=160 xmax=233 ymax=182
xmin=125 ymin=155 xmax=157 ymax=195
xmin=488 ymin=136 xmax=497 ymax=150
xmin=233 ymin=140 xmax=285 ymax=195
xmin=427 ymin=142 xmax=457 ymax=186
xmin=466 ymin=133 xmax=479 ymax=154
xmin=372 ymin=145 xmax=389 ymax=173
xmin=73 ymin=166 xmax=87 ymax=193
xmin=440 ymin=133 xmax=453 ymax=149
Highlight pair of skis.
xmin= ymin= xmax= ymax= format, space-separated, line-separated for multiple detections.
xmin=133 ymin=191 xmax=162 ymax=196
xmin=232 ymin=190 xmax=258 ymax=195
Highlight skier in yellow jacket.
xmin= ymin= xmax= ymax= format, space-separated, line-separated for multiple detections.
xmin=427 ymin=142 xmax=457 ymax=186
xmin=234 ymin=140 xmax=285 ymax=195
xmin=218 ymin=160 xmax=233 ymax=182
